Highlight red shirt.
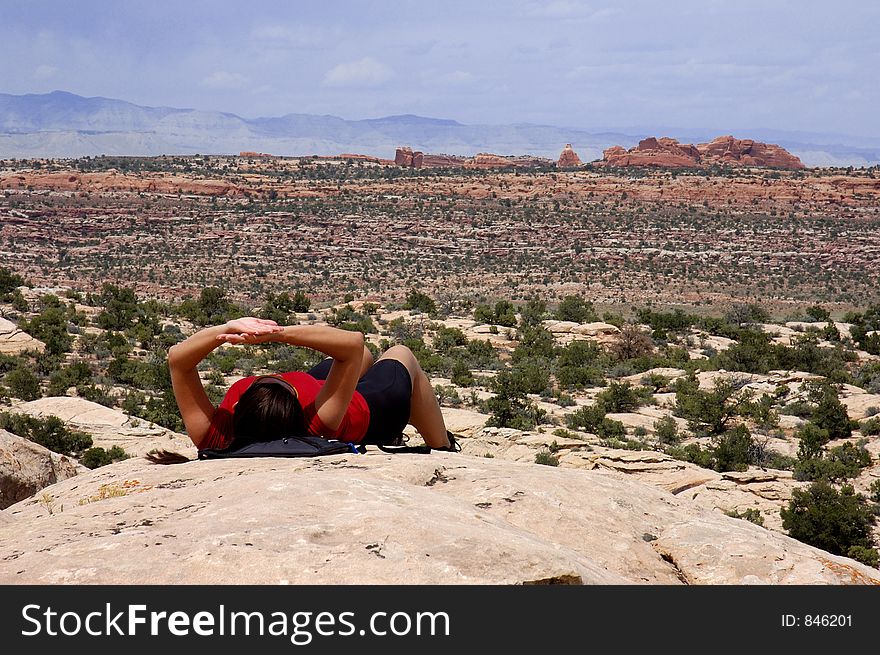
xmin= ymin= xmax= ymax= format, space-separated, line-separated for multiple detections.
xmin=200 ymin=371 xmax=370 ymax=450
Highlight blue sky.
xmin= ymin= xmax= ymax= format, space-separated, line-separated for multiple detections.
xmin=2 ymin=0 xmax=878 ymax=136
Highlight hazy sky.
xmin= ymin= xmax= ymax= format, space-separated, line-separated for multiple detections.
xmin=2 ymin=0 xmax=878 ymax=135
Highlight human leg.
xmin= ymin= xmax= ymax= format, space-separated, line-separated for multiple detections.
xmin=374 ymin=345 xmax=451 ymax=448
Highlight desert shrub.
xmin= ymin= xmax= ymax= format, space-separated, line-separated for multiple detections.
xmin=177 ymin=287 xmax=244 ymax=326
xmin=512 ymin=323 xmax=555 ymax=361
xmin=860 ymin=418 xmax=880 ymax=436
xmin=80 ymin=445 xmax=130 ymax=469
xmin=327 ymin=304 xmax=376 ymax=334
xmin=779 ymin=400 xmax=813 ymax=419
xmin=781 ymin=482 xmax=878 ymax=567
xmin=108 ymin=354 xmax=172 ymax=391
xmin=716 ymin=329 xmax=776 ymax=374
xmin=484 ymin=369 xmax=546 ymax=430
xmin=796 ymin=423 xmax=830 ymax=461
xmin=723 ymin=303 xmax=769 ymax=326
xmin=96 ymin=284 xmax=139 ymax=331
xmin=403 ymin=289 xmax=437 ymax=316
xmin=595 ymin=381 xmax=649 ymax=413
xmin=565 ymin=404 xmax=605 ymax=433
xmin=674 ymin=375 xmax=743 ymax=436
xmin=596 ymin=417 xmax=626 ymax=440
xmin=19 ymin=302 xmax=72 ymax=355
xmin=666 ymin=442 xmax=715 ymax=469
xmin=635 ymin=307 xmax=695 ymax=338
xmin=556 ymin=295 xmax=597 ymax=323
xmin=0 ymin=265 xmax=27 ymax=298
xmin=260 ymin=291 xmax=299 ymax=324
xmin=432 ymin=326 xmax=468 ymax=354
xmin=555 ymin=340 xmax=604 ymax=389
xmin=5 ymin=366 xmax=41 ymax=401
xmin=869 ymin=480 xmax=880 ymax=504
xmin=725 ymin=508 xmax=765 ymax=527
xmin=609 ymin=324 xmax=654 ymax=361
xmin=474 ymin=300 xmax=517 ymax=327
xmin=47 ymin=361 xmax=93 ymax=396
xmin=136 ymin=390 xmax=184 ymax=432
xmin=738 ymin=392 xmax=779 ymax=429
xmin=535 ymin=451 xmax=559 ymax=467
xmin=0 ymin=412 xmax=92 ymax=455
xmin=654 ymin=415 xmax=680 ymax=445
xmin=450 ymin=359 xmax=475 ymax=387
xmin=809 ymin=384 xmax=852 ymax=439
xmin=712 ymin=425 xmax=755 ymax=472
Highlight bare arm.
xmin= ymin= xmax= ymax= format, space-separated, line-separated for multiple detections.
xmin=168 ymin=317 xmax=282 ymax=447
xmin=275 ymin=325 xmax=365 ymax=432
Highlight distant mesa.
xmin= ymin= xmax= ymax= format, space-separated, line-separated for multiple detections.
xmin=239 ymin=151 xmax=274 ymax=158
xmin=557 ymin=143 xmax=582 ymax=168
xmin=395 ymin=146 xmax=554 ymax=170
xmin=601 ymin=135 xmax=805 ymax=170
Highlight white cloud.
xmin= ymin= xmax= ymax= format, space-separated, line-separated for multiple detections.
xmin=201 ymin=71 xmax=249 ymax=90
xmin=34 ymin=64 xmax=57 ymax=79
xmin=323 ymin=57 xmax=394 ymax=87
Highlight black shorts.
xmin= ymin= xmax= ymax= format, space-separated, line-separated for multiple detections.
xmin=307 ymin=358 xmax=413 ymax=445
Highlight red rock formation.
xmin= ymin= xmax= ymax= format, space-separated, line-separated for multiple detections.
xmin=557 ymin=144 xmax=582 ymax=168
xmin=395 ymin=146 xmax=552 ymax=169
xmin=696 ymin=136 xmax=805 ymax=169
xmin=239 ymin=151 xmax=273 ymax=158
xmin=395 ymin=147 xmax=416 ymax=167
xmin=601 ymin=135 xmax=805 ymax=170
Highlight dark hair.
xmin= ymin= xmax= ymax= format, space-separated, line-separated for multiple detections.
xmin=232 ymin=381 xmax=306 ymax=445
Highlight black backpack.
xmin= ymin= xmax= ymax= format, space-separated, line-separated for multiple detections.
xmin=198 ymin=435 xmax=359 ymax=460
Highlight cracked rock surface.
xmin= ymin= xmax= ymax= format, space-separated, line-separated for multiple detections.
xmin=1 ymin=451 xmax=877 ymax=585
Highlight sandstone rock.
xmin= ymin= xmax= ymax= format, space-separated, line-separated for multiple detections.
xmin=0 ymin=429 xmax=83 ymax=509
xmin=394 ymin=147 xmax=552 ymax=170
xmin=1 ymin=452 xmax=876 ymax=584
xmin=696 ymin=135 xmax=805 ymax=170
xmin=839 ymin=392 xmax=880 ymax=419
xmin=601 ymin=135 xmax=805 ymax=170
xmin=570 ymin=321 xmax=620 ymax=336
xmin=557 ymin=143 xmax=582 ymax=168
xmin=0 ymin=317 xmax=45 ymax=354
xmin=13 ymin=397 xmax=196 ymax=458
xmin=621 ymin=368 xmax=687 ymax=386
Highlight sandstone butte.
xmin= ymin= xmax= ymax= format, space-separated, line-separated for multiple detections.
xmin=557 ymin=143 xmax=582 ymax=168
xmin=602 ymin=135 xmax=805 ymax=170
xmin=395 ymin=146 xmax=554 ymax=170
xmin=1 ymin=447 xmax=879 ymax=585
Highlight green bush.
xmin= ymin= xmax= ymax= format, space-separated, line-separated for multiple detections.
xmin=595 ymin=381 xmax=648 ymax=413
xmin=535 ymin=451 xmax=559 ymax=467
xmin=556 ymin=295 xmax=598 ymax=323
xmin=781 ymin=482 xmax=878 ymax=567
xmin=403 ymin=289 xmax=437 ymax=316
xmin=5 ymin=366 xmax=41 ymax=401
xmin=855 ymin=414 xmax=880 ymax=436
xmin=19 ymin=302 xmax=72 ymax=355
xmin=96 ymin=284 xmax=139 ymax=331
xmin=80 ymin=445 xmax=130 ymax=469
xmin=674 ymin=375 xmax=742 ymax=436
xmin=654 ymin=415 xmax=680 ymax=445
xmin=0 ymin=266 xmax=27 ymax=298
xmin=485 ymin=369 xmax=546 ymax=430
xmin=810 ymin=384 xmax=852 ymax=439
xmin=0 ymin=412 xmax=92 ymax=455
xmin=712 ymin=425 xmax=755 ymax=472
xmin=725 ymin=508 xmax=765 ymax=527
